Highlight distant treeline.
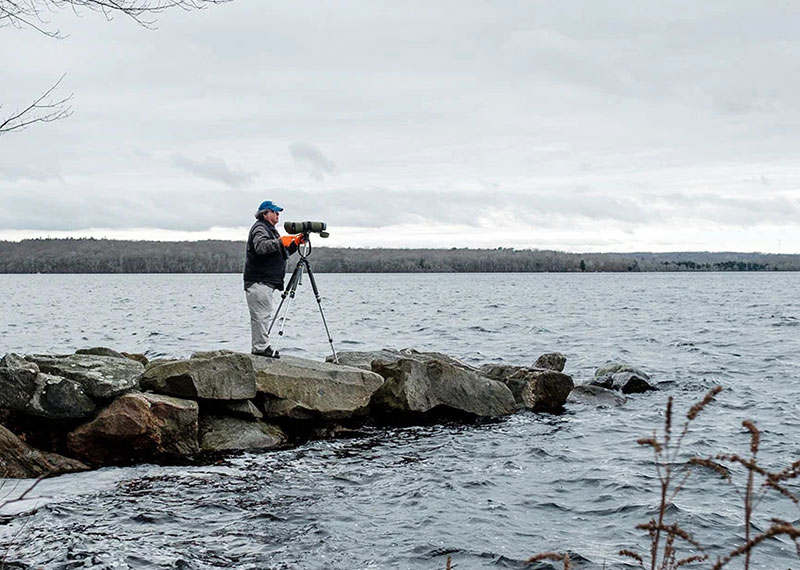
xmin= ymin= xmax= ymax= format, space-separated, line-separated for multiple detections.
xmin=1 ymin=238 xmax=799 ymax=273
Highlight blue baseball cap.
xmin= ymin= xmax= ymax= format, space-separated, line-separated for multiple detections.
xmin=257 ymin=200 xmax=283 ymax=213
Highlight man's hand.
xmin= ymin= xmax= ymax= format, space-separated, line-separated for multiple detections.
xmin=280 ymin=234 xmax=305 ymax=247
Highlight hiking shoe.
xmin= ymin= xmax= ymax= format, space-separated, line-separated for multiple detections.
xmin=252 ymin=347 xmax=280 ymax=359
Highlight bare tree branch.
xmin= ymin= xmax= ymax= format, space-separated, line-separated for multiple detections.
xmin=0 ymin=74 xmax=73 ymax=134
xmin=1 ymin=0 xmax=229 ymax=134
xmin=1 ymin=0 xmax=230 ymax=36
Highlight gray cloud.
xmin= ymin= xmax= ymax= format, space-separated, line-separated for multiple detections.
xmin=289 ymin=143 xmax=337 ymax=180
xmin=171 ymin=154 xmax=254 ymax=189
xmin=652 ymin=193 xmax=800 ymax=226
xmin=0 ymin=161 xmax=61 ymax=182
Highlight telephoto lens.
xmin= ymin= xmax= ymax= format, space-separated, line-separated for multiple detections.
xmin=284 ymin=221 xmax=327 ymax=234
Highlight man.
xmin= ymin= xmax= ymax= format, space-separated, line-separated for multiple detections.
xmin=244 ymin=200 xmax=303 ymax=358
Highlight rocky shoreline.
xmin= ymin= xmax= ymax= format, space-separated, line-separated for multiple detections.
xmin=0 ymin=348 xmax=655 ymax=478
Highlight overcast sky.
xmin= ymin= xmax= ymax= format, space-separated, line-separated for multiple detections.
xmin=2 ymin=1 xmax=799 ymax=252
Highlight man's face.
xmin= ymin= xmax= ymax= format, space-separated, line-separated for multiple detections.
xmin=265 ymin=210 xmax=280 ymax=225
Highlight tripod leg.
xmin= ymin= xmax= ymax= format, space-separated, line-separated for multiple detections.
xmin=267 ymin=261 xmax=304 ymax=339
xmin=303 ymin=261 xmax=339 ymax=364
xmin=278 ymin=262 xmax=304 ymax=336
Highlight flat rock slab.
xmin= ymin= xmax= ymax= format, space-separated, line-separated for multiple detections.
xmin=254 ymin=355 xmax=384 ymax=421
xmin=25 ymin=353 xmax=143 ymax=399
xmin=67 ymin=392 xmax=199 ymax=466
xmin=199 ymin=416 xmax=286 ymax=452
xmin=140 ymin=353 xmax=256 ymax=400
xmin=0 ymin=423 xmax=88 ymax=478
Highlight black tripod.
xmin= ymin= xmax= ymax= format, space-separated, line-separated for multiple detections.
xmin=267 ymin=236 xmax=339 ymax=363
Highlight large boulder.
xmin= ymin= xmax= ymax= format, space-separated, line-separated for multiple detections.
xmin=370 ymin=356 xmax=516 ymax=419
xmin=198 ymin=416 xmax=286 ymax=452
xmin=254 ymin=355 xmax=384 ymax=421
xmin=0 ymin=354 xmax=39 ymax=410
xmin=515 ymin=368 xmax=574 ymax=412
xmin=140 ymin=352 xmax=256 ymax=400
xmin=24 ymin=353 xmax=143 ymax=399
xmin=67 ymin=392 xmax=199 ymax=466
xmin=26 ymin=373 xmax=96 ymax=419
xmin=591 ymin=363 xmax=655 ymax=394
xmin=480 ymin=364 xmax=573 ymax=413
xmin=0 ymin=354 xmax=96 ymax=419
xmin=0 ymin=423 xmax=88 ymax=478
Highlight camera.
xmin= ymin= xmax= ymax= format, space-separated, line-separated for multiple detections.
xmin=284 ymin=221 xmax=329 ymax=238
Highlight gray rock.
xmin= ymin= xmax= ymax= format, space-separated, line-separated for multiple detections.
xmin=217 ymin=399 xmax=263 ymax=420
xmin=254 ymin=355 xmax=384 ymax=420
xmin=612 ymin=371 xmax=656 ymax=394
xmin=330 ymin=348 xmax=481 ymax=374
xmin=26 ymin=373 xmax=96 ymax=419
xmin=75 ymin=347 xmax=125 ymax=359
xmin=514 ymin=368 xmax=574 ymax=412
xmin=568 ymin=385 xmax=627 ymax=407
xmin=0 ymin=353 xmax=39 ymax=410
xmin=25 ymin=353 xmax=143 ymax=399
xmin=140 ymin=352 xmax=256 ymax=400
xmin=327 ymin=349 xmax=407 ymax=371
xmin=67 ymin=392 xmax=199 ymax=466
xmin=479 ymin=363 xmax=574 ymax=412
xmin=121 ymin=352 xmax=149 ymax=366
xmin=591 ymin=363 xmax=655 ymax=394
xmin=594 ymin=363 xmax=651 ymax=380
xmin=533 ymin=352 xmax=567 ymax=372
xmin=0 ymin=423 xmax=88 ymax=478
xmin=402 ymin=349 xmax=482 ymax=373
xmin=145 ymin=358 xmax=178 ymax=370
xmin=198 ymin=416 xmax=286 ymax=452
xmin=370 ymin=356 xmax=516 ymax=419
xmin=191 ymin=349 xmax=235 ymax=359
xmin=479 ymin=363 xmax=526 ymax=381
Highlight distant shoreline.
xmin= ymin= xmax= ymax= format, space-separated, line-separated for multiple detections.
xmin=1 ymin=238 xmax=799 ymax=273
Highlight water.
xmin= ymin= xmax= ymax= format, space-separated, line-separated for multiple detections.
xmin=1 ymin=272 xmax=799 ymax=569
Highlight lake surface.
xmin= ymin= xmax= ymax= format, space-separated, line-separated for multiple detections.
xmin=1 ymin=272 xmax=799 ymax=569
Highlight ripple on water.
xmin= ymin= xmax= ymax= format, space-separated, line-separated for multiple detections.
xmin=1 ymin=273 xmax=799 ymax=568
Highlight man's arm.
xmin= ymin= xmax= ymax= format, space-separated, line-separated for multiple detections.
xmin=251 ymin=225 xmax=282 ymax=255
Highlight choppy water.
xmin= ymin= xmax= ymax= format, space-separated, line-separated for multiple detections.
xmin=1 ymin=272 xmax=799 ymax=569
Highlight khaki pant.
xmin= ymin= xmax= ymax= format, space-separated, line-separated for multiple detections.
xmin=245 ymin=282 xmax=276 ymax=352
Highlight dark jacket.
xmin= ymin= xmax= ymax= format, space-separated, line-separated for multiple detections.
xmin=243 ymin=219 xmax=296 ymax=290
